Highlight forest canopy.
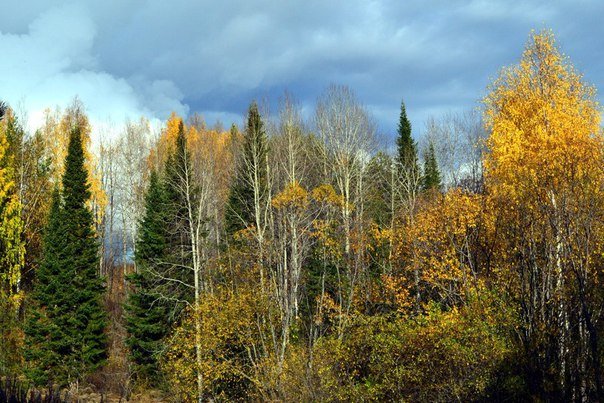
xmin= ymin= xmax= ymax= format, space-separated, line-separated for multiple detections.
xmin=1 ymin=30 xmax=604 ymax=402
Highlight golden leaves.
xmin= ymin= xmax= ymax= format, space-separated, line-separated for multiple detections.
xmin=148 ymin=113 xmax=234 ymax=206
xmin=162 ymin=286 xmax=276 ymax=401
xmin=311 ymin=184 xmax=344 ymax=208
xmin=390 ymin=190 xmax=482 ymax=309
xmin=0 ymin=113 xmax=24 ymax=296
xmin=484 ymin=30 xmax=602 ymax=206
xmin=271 ymin=180 xmax=309 ymax=211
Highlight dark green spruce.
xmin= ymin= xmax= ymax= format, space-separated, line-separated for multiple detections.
xmin=224 ymin=101 xmax=268 ymax=238
xmin=125 ymin=170 xmax=170 ymax=384
xmin=422 ymin=141 xmax=442 ymax=191
xmin=25 ymin=127 xmax=107 ymax=386
xmin=395 ymin=100 xmax=419 ymax=178
xmin=24 ymin=188 xmax=63 ymax=385
xmin=162 ymin=121 xmax=195 ymax=310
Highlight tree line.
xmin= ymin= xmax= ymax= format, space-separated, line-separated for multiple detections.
xmin=1 ymin=30 xmax=603 ymax=402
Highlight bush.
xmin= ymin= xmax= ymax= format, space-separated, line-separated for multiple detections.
xmin=162 ymin=286 xmax=278 ymax=402
xmin=306 ymin=295 xmax=514 ymax=401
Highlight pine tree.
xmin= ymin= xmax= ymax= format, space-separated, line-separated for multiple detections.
xmin=422 ymin=141 xmax=442 ymax=191
xmin=225 ymin=102 xmax=268 ymax=237
xmin=125 ymin=170 xmax=170 ymax=384
xmin=25 ymin=127 xmax=107 ymax=386
xmin=395 ymin=100 xmax=419 ymax=177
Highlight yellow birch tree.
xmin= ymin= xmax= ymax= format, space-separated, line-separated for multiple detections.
xmin=483 ymin=30 xmax=604 ymax=400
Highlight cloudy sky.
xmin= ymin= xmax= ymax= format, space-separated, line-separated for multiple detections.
xmin=0 ymin=0 xmax=602 ymax=142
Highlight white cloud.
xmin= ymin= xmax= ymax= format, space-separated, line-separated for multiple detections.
xmin=0 ymin=2 xmax=187 ymax=139
xmin=0 ymin=0 xmax=602 ymax=141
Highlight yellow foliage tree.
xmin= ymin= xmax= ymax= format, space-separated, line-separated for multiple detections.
xmin=0 ymin=117 xmax=24 ymax=297
xmin=389 ymin=190 xmax=482 ymax=311
xmin=483 ymin=30 xmax=604 ymax=399
xmin=149 ymin=113 xmax=233 ymax=178
xmin=148 ymin=112 xmax=234 ymax=246
xmin=148 ymin=112 xmax=183 ymax=170
xmin=484 ymin=30 xmax=601 ymax=207
xmin=162 ymin=286 xmax=277 ymax=402
xmin=0 ymin=111 xmax=25 ymax=372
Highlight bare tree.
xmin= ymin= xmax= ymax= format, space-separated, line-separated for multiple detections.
xmin=97 ymin=136 xmax=117 ymax=283
xmin=115 ymin=119 xmax=152 ymax=268
xmin=315 ymin=84 xmax=376 ymax=337
xmin=315 ymin=84 xmax=376 ymax=255
xmin=423 ymin=110 xmax=486 ymax=191
xmin=96 ymin=119 xmax=151 ymax=285
xmin=267 ymin=94 xmax=317 ymax=373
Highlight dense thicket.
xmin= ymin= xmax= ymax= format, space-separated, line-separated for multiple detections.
xmin=1 ymin=30 xmax=603 ymax=402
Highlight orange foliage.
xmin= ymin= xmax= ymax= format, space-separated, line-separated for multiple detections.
xmin=148 ymin=112 xmax=234 ymax=206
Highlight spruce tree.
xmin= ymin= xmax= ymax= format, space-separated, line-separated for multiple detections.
xmin=24 ymin=188 xmax=63 ymax=385
xmin=126 ymin=124 xmax=200 ymax=384
xmin=225 ymin=101 xmax=268 ymax=237
xmin=395 ymin=100 xmax=419 ymax=177
xmin=25 ymin=127 xmax=107 ymax=386
xmin=125 ymin=170 xmax=170 ymax=384
xmin=422 ymin=141 xmax=442 ymax=191
xmin=62 ymin=125 xmax=107 ymax=381
xmin=162 ymin=121 xmax=195 ymax=310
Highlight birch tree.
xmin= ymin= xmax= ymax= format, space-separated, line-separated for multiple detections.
xmin=315 ymin=85 xmax=376 ymax=336
xmin=484 ymin=30 xmax=604 ymax=400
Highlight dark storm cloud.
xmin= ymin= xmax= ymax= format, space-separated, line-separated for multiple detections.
xmin=0 ymin=0 xmax=602 ymax=140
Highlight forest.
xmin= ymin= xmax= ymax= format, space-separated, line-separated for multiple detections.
xmin=1 ymin=30 xmax=603 ymax=402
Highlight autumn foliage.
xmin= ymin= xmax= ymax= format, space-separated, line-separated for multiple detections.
xmin=2 ymin=30 xmax=604 ymax=402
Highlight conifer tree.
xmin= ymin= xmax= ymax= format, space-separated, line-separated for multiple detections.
xmin=125 ymin=170 xmax=170 ymax=383
xmin=422 ymin=141 xmax=442 ymax=191
xmin=225 ymin=102 xmax=268 ymax=237
xmin=61 ymin=125 xmax=107 ymax=380
xmin=24 ymin=188 xmax=62 ymax=385
xmin=162 ymin=121 xmax=195 ymax=309
xmin=25 ymin=127 xmax=107 ymax=386
xmin=396 ymin=100 xmax=419 ymax=177
xmin=126 ymin=123 xmax=202 ymax=385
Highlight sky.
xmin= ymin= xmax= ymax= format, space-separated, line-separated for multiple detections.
xmin=0 ymin=0 xmax=603 ymax=144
